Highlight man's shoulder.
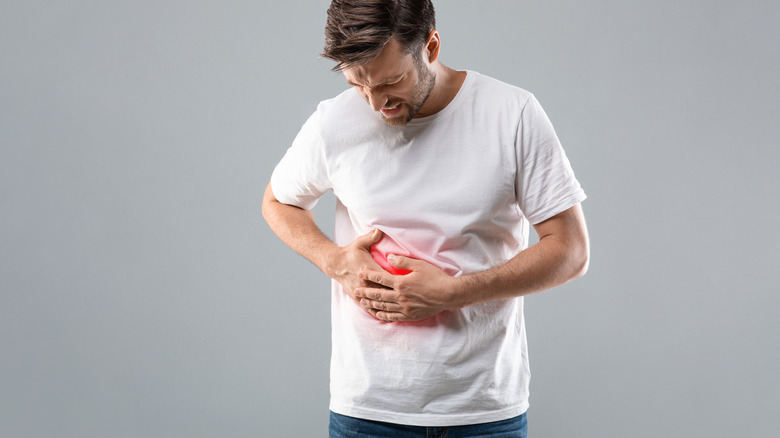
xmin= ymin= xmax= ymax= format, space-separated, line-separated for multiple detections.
xmin=319 ymin=87 xmax=359 ymax=108
xmin=468 ymin=71 xmax=535 ymax=107
xmin=316 ymin=88 xmax=379 ymax=130
xmin=318 ymin=88 xmax=368 ymax=117
xmin=312 ymin=88 xmax=387 ymax=147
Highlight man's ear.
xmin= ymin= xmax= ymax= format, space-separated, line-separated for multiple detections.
xmin=424 ymin=30 xmax=441 ymax=63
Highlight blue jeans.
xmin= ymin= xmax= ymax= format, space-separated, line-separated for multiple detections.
xmin=329 ymin=411 xmax=527 ymax=438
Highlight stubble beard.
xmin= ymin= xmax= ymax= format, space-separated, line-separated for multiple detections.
xmin=382 ymin=62 xmax=436 ymax=127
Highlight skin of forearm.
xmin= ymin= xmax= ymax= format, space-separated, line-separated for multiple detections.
xmin=261 ymin=183 xmax=339 ymax=277
xmin=450 ymin=206 xmax=589 ymax=308
xmin=451 ymin=237 xmax=588 ymax=308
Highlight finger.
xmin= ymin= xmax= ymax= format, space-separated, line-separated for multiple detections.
xmin=358 ymin=267 xmax=396 ymax=289
xmin=356 ymin=229 xmax=383 ymax=249
xmin=374 ymin=311 xmax=409 ymax=322
xmin=353 ymin=286 xmax=399 ymax=302
xmin=361 ymin=279 xmax=393 ymax=289
xmin=365 ymin=307 xmax=388 ymax=322
xmin=360 ymin=299 xmax=403 ymax=313
xmin=387 ymin=254 xmax=420 ymax=273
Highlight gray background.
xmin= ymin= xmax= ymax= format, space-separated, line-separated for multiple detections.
xmin=1 ymin=0 xmax=778 ymax=436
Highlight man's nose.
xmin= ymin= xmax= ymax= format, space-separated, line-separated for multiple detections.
xmin=367 ymin=89 xmax=388 ymax=112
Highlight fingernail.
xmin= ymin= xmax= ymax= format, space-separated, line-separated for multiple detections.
xmin=387 ymin=254 xmax=396 ymax=262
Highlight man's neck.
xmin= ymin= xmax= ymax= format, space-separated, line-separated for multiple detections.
xmin=417 ymin=63 xmax=467 ymax=118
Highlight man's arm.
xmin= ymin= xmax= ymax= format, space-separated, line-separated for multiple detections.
xmin=261 ymin=182 xmax=386 ymax=302
xmin=354 ymin=203 xmax=589 ymax=322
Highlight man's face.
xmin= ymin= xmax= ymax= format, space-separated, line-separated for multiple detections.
xmin=343 ymin=39 xmax=436 ymax=126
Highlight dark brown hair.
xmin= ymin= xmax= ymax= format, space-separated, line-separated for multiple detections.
xmin=321 ymin=0 xmax=436 ymax=71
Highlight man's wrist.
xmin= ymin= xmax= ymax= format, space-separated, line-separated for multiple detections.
xmin=317 ymin=244 xmax=343 ymax=279
xmin=449 ymin=268 xmax=505 ymax=309
xmin=448 ymin=274 xmax=477 ymax=309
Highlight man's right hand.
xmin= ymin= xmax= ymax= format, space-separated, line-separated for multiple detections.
xmin=262 ymin=182 xmax=389 ymax=317
xmin=325 ymin=229 xmax=389 ymax=305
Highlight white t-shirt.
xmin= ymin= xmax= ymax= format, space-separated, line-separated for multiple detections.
xmin=271 ymin=71 xmax=586 ymax=426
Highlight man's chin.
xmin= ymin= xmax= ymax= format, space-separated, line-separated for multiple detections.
xmin=382 ymin=115 xmax=410 ymax=127
xmin=380 ymin=106 xmax=411 ymax=126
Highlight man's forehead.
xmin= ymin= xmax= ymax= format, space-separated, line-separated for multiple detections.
xmin=342 ymin=39 xmax=414 ymax=85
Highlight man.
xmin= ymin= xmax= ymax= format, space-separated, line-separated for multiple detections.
xmin=262 ymin=0 xmax=589 ymax=436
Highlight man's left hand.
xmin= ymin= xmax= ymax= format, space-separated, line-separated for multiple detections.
xmin=353 ymin=255 xmax=459 ymax=322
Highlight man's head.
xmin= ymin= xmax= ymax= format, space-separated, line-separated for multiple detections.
xmin=321 ymin=0 xmax=439 ymax=126
xmin=341 ymin=38 xmax=437 ymax=126
xmin=322 ymin=0 xmax=436 ymax=71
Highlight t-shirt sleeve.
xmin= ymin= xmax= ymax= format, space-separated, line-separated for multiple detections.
xmin=515 ymin=94 xmax=586 ymax=224
xmin=270 ymin=111 xmax=332 ymax=210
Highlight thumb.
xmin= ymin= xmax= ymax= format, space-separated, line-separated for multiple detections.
xmin=387 ymin=254 xmax=415 ymax=274
xmin=356 ymin=229 xmax=383 ymax=248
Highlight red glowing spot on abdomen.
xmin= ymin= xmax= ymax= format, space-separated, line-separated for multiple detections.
xmin=369 ymin=235 xmax=413 ymax=275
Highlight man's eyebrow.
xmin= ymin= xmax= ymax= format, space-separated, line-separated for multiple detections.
xmin=348 ymin=74 xmax=404 ymax=88
xmin=381 ymin=75 xmax=404 ymax=85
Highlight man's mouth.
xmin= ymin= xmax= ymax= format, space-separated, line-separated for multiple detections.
xmin=380 ymin=103 xmax=403 ymax=117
